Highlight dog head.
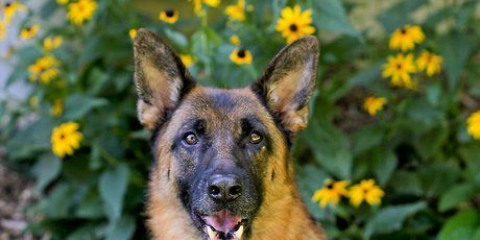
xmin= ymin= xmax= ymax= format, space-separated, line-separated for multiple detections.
xmin=133 ymin=29 xmax=318 ymax=240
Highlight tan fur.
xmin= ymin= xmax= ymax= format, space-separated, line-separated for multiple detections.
xmin=147 ymin=87 xmax=326 ymax=240
xmin=134 ymin=28 xmax=326 ymax=240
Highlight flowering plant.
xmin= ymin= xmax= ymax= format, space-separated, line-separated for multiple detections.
xmin=1 ymin=0 xmax=480 ymax=239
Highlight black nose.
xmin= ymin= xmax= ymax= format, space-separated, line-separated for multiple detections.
xmin=208 ymin=174 xmax=242 ymax=201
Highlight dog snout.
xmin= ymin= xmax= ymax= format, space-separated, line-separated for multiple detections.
xmin=207 ymin=174 xmax=243 ymax=202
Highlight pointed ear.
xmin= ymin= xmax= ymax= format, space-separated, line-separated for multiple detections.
xmin=133 ymin=28 xmax=196 ymax=130
xmin=252 ymin=36 xmax=319 ymax=138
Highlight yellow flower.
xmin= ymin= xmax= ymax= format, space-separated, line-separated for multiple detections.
xmin=389 ymin=25 xmax=425 ymax=51
xmin=230 ymin=48 xmax=252 ymax=65
xmin=129 ymin=29 xmax=137 ymax=40
xmin=467 ymin=110 xmax=480 ymax=140
xmin=363 ymin=96 xmax=387 ymax=116
xmin=3 ymin=1 xmax=26 ymax=24
xmin=230 ymin=34 xmax=241 ymax=46
xmin=180 ymin=54 xmax=194 ymax=67
xmin=159 ymin=9 xmax=178 ymax=24
xmin=43 ymin=36 xmax=63 ymax=52
xmin=275 ymin=5 xmax=315 ymax=44
xmin=51 ymin=122 xmax=83 ymax=158
xmin=20 ymin=25 xmax=40 ymax=40
xmin=50 ymin=99 xmax=63 ymax=116
xmin=28 ymin=56 xmax=60 ymax=83
xmin=382 ymin=53 xmax=417 ymax=89
xmin=189 ymin=0 xmax=220 ymax=15
xmin=312 ymin=179 xmax=349 ymax=208
xmin=0 ymin=21 xmax=6 ymax=40
xmin=57 ymin=0 xmax=69 ymax=5
xmin=225 ymin=0 xmax=245 ymax=22
xmin=67 ymin=0 xmax=97 ymax=25
xmin=416 ymin=51 xmax=443 ymax=77
xmin=349 ymin=179 xmax=384 ymax=207
xmin=39 ymin=68 xmax=60 ymax=84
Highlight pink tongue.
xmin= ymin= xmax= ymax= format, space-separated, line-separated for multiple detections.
xmin=203 ymin=210 xmax=241 ymax=233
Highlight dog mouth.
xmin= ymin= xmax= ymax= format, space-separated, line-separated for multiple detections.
xmin=197 ymin=210 xmax=247 ymax=240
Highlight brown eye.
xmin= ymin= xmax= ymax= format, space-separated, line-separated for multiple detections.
xmin=184 ymin=133 xmax=198 ymax=145
xmin=249 ymin=131 xmax=262 ymax=144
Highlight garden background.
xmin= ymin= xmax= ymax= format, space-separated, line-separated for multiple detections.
xmin=1 ymin=0 xmax=480 ymax=239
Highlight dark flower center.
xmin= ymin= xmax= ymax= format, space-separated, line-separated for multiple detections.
xmin=289 ymin=24 xmax=298 ymax=32
xmin=400 ymin=28 xmax=407 ymax=35
xmin=396 ymin=64 xmax=402 ymax=70
xmin=237 ymin=49 xmax=246 ymax=58
xmin=59 ymin=133 xmax=65 ymax=139
xmin=165 ymin=10 xmax=175 ymax=17
xmin=5 ymin=3 xmax=11 ymax=7
xmin=326 ymin=183 xmax=334 ymax=190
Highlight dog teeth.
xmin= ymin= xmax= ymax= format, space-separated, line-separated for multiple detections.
xmin=207 ymin=226 xmax=218 ymax=239
xmin=233 ymin=225 xmax=244 ymax=239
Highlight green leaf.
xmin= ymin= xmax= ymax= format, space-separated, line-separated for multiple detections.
xmin=371 ymin=149 xmax=397 ymax=186
xmin=32 ymin=154 xmax=62 ymax=192
xmin=164 ymin=29 xmax=188 ymax=49
xmin=99 ymin=164 xmax=129 ymax=222
xmin=64 ymin=94 xmax=108 ymax=120
xmin=312 ymin=0 xmax=361 ymax=39
xmin=419 ymin=164 xmax=460 ymax=198
xmin=378 ymin=0 xmax=427 ymax=33
xmin=439 ymin=33 xmax=474 ymax=91
xmin=439 ymin=184 xmax=477 ymax=212
xmin=351 ymin=126 xmax=384 ymax=155
xmin=438 ymin=211 xmax=480 ymax=240
xmin=6 ymin=118 xmax=56 ymax=160
xmin=459 ymin=144 xmax=480 ymax=184
xmin=302 ymin=120 xmax=352 ymax=180
xmin=364 ymin=202 xmax=427 ymax=238
xmin=87 ymin=68 xmax=109 ymax=96
xmin=105 ymin=216 xmax=136 ymax=240
xmin=76 ymin=192 xmax=105 ymax=219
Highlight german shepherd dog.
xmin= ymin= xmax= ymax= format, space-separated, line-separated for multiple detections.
xmin=133 ymin=29 xmax=327 ymax=240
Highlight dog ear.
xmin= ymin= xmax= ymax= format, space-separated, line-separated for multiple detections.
xmin=252 ymin=36 xmax=319 ymax=137
xmin=133 ymin=28 xmax=196 ymax=130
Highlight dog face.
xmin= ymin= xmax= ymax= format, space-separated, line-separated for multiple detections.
xmin=133 ymin=29 xmax=318 ymax=240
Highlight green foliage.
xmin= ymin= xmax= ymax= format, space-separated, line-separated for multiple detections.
xmin=1 ymin=0 xmax=480 ymax=239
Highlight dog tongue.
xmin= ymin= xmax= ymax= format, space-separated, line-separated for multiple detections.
xmin=203 ymin=210 xmax=241 ymax=233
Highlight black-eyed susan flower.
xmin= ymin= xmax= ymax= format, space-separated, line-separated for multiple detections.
xmin=312 ymin=179 xmax=349 ymax=208
xmin=3 ymin=1 xmax=26 ymax=24
xmin=416 ymin=51 xmax=443 ymax=77
xmin=129 ymin=29 xmax=137 ymax=40
xmin=225 ymin=0 xmax=245 ymax=22
xmin=51 ymin=122 xmax=83 ymax=158
xmin=159 ymin=9 xmax=178 ymax=24
xmin=189 ymin=0 xmax=220 ymax=15
xmin=230 ymin=48 xmax=252 ymax=65
xmin=43 ymin=36 xmax=62 ymax=52
xmin=67 ymin=0 xmax=97 ymax=25
xmin=349 ymin=179 xmax=384 ymax=207
xmin=20 ymin=25 xmax=40 ymax=40
xmin=275 ymin=5 xmax=315 ymax=44
xmin=230 ymin=34 xmax=241 ymax=46
xmin=50 ymin=99 xmax=63 ymax=116
xmin=382 ymin=53 xmax=417 ymax=89
xmin=57 ymin=0 xmax=69 ymax=5
xmin=180 ymin=54 xmax=194 ymax=67
xmin=389 ymin=25 xmax=425 ymax=52
xmin=363 ymin=96 xmax=387 ymax=116
xmin=467 ymin=110 xmax=480 ymax=140
xmin=28 ymin=56 xmax=60 ymax=84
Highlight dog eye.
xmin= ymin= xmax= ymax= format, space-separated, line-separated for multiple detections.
xmin=249 ymin=131 xmax=263 ymax=144
xmin=184 ymin=133 xmax=198 ymax=145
